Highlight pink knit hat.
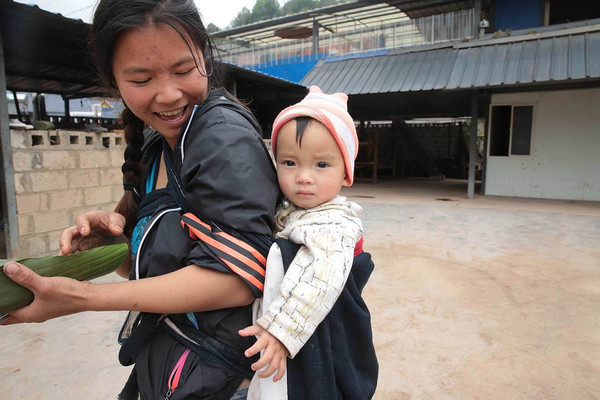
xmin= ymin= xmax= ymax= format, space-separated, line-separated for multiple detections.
xmin=271 ymin=86 xmax=359 ymax=185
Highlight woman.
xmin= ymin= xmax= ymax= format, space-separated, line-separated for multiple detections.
xmin=1 ymin=0 xmax=280 ymax=399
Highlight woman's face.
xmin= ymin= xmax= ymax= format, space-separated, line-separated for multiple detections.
xmin=112 ymin=23 xmax=208 ymax=148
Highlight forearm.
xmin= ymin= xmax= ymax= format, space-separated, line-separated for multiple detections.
xmin=87 ymin=265 xmax=254 ymax=313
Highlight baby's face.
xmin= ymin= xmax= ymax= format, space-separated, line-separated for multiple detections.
xmin=275 ymin=119 xmax=349 ymax=209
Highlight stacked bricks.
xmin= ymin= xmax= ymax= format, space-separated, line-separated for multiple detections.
xmin=10 ymin=129 xmax=125 ymax=258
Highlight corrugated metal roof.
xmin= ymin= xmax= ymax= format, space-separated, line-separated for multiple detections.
xmin=213 ymin=0 xmax=474 ymax=46
xmin=301 ymin=24 xmax=600 ymax=93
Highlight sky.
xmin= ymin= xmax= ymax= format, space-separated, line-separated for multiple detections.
xmin=15 ymin=0 xmax=259 ymax=29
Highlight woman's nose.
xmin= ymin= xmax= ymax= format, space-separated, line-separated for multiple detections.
xmin=155 ymin=81 xmax=183 ymax=104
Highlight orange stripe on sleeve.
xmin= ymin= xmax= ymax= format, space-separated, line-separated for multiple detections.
xmin=182 ymin=213 xmax=267 ymax=268
xmin=215 ymin=231 xmax=267 ymax=266
xmin=220 ymin=258 xmax=264 ymax=292
xmin=186 ymin=224 xmax=266 ymax=277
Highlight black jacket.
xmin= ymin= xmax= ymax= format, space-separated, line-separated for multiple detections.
xmin=119 ymin=89 xmax=280 ymax=400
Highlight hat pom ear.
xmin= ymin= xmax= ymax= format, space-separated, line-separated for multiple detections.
xmin=308 ymin=86 xmax=323 ymax=95
xmin=332 ymin=92 xmax=348 ymax=105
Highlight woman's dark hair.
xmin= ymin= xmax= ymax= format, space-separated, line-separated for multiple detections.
xmin=89 ymin=0 xmax=223 ymax=237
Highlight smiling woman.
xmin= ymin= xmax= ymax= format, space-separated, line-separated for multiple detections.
xmin=111 ymin=23 xmax=208 ymax=147
xmin=1 ymin=1 xmax=280 ymax=400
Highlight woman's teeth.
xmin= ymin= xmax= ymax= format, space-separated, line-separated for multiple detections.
xmin=158 ymin=108 xmax=184 ymax=118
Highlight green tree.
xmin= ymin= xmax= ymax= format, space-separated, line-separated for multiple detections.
xmin=281 ymin=0 xmax=316 ymax=14
xmin=318 ymin=0 xmax=340 ymax=6
xmin=229 ymin=0 xmax=348 ymax=27
xmin=231 ymin=6 xmax=253 ymax=27
xmin=206 ymin=22 xmax=221 ymax=33
xmin=250 ymin=0 xmax=280 ymax=23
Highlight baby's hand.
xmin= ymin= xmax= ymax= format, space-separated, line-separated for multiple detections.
xmin=239 ymin=325 xmax=289 ymax=382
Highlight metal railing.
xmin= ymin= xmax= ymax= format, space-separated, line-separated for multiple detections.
xmin=218 ymin=9 xmax=474 ymax=68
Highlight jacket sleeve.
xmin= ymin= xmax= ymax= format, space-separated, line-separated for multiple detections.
xmin=175 ymin=102 xmax=279 ymax=296
xmin=256 ymin=204 xmax=363 ymax=357
xmin=179 ymin=105 xmax=279 ymax=237
xmin=180 ymin=212 xmax=270 ymax=298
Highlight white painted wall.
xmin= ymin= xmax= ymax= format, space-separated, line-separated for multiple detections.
xmin=485 ymin=87 xmax=600 ymax=201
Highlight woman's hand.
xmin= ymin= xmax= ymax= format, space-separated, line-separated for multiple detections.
xmin=59 ymin=211 xmax=126 ymax=255
xmin=0 ymin=262 xmax=91 ymax=325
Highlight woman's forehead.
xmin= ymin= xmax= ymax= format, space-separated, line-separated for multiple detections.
xmin=114 ymin=23 xmax=202 ymax=65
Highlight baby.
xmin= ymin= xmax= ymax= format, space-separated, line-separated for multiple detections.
xmin=240 ymin=86 xmax=378 ymax=399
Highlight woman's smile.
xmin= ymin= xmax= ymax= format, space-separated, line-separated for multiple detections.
xmin=112 ymin=23 xmax=208 ymax=148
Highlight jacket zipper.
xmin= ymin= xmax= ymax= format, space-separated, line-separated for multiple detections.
xmin=165 ymin=348 xmax=191 ymax=399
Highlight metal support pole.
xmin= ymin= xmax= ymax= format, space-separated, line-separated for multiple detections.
xmin=62 ymin=96 xmax=71 ymax=129
xmin=474 ymin=0 xmax=481 ymax=39
xmin=313 ymin=19 xmax=319 ymax=59
xmin=0 ymin=28 xmax=19 ymax=257
xmin=481 ymin=93 xmax=490 ymax=195
xmin=11 ymin=90 xmax=22 ymax=122
xmin=467 ymin=91 xmax=479 ymax=199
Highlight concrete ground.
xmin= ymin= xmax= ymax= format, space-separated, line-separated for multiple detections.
xmin=1 ymin=179 xmax=599 ymax=399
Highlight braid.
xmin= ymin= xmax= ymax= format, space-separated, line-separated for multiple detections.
xmin=115 ymin=106 xmax=146 ymax=238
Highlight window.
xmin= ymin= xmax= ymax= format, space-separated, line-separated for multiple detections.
xmin=489 ymin=105 xmax=534 ymax=156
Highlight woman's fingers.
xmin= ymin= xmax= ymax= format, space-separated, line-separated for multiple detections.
xmin=59 ymin=211 xmax=125 ymax=255
xmin=75 ymin=211 xmax=124 ymax=236
xmin=59 ymin=225 xmax=80 ymax=254
xmin=1 ymin=262 xmax=90 ymax=324
xmin=4 ymin=262 xmax=39 ymax=290
xmin=2 ymin=262 xmax=45 ymax=323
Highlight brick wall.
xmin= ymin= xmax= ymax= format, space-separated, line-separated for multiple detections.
xmin=10 ymin=129 xmax=125 ymax=258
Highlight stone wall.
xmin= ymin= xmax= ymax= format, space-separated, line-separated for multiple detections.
xmin=10 ymin=129 xmax=125 ymax=258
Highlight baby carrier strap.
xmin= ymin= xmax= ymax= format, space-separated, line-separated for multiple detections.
xmin=162 ymin=139 xmax=187 ymax=210
xmin=274 ymin=238 xmax=379 ymax=400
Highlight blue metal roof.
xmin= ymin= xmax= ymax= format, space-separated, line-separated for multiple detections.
xmin=301 ymin=24 xmax=600 ymax=94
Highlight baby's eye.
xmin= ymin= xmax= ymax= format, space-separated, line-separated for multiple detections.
xmin=316 ymin=162 xmax=329 ymax=168
xmin=282 ymin=160 xmax=295 ymax=167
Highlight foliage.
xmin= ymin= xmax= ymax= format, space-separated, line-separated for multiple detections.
xmin=206 ymin=23 xmax=221 ymax=33
xmin=252 ymin=0 xmax=281 ymax=22
xmin=231 ymin=7 xmax=254 ymax=27
xmin=230 ymin=0 xmax=347 ymax=28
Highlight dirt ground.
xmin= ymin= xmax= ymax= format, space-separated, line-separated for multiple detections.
xmin=1 ymin=179 xmax=599 ymax=399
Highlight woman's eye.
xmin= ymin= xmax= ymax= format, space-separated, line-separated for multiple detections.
xmin=130 ymin=78 xmax=150 ymax=85
xmin=176 ymin=68 xmax=195 ymax=76
xmin=317 ymin=162 xmax=329 ymax=168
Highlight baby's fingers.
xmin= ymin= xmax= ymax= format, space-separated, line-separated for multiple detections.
xmin=238 ymin=325 xmax=262 ymax=337
xmin=272 ymin=358 xmax=287 ymax=382
xmin=251 ymin=345 xmax=275 ymax=372
xmin=257 ymin=362 xmax=277 ymax=379
xmin=244 ymin=339 xmax=268 ymax=358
